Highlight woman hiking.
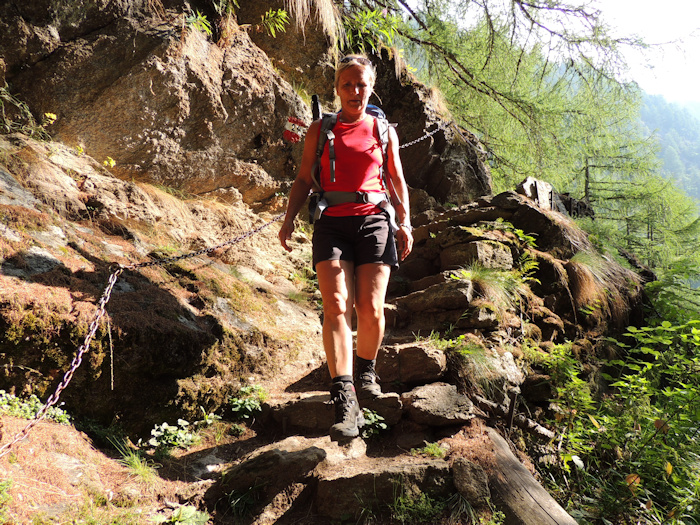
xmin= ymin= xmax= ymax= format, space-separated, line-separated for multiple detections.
xmin=278 ymin=54 xmax=414 ymax=440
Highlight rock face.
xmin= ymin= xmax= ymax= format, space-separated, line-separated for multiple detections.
xmin=390 ymin=191 xmax=643 ymax=340
xmin=4 ymin=13 xmax=307 ymax=210
xmin=0 ymin=133 xmax=318 ymax=435
xmin=2 ymin=2 xmax=492 ymax=213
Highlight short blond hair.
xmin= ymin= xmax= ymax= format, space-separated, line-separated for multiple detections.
xmin=334 ymin=55 xmax=376 ymax=90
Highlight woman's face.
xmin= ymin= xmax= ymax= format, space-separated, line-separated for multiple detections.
xmin=336 ymin=65 xmax=373 ymax=117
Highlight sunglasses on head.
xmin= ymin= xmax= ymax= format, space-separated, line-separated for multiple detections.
xmin=340 ymin=56 xmax=371 ymax=66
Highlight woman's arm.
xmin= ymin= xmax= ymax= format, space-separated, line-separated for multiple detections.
xmin=279 ymin=120 xmax=320 ymax=252
xmin=386 ymin=126 xmax=413 ymax=260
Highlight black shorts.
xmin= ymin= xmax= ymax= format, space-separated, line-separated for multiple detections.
xmin=312 ymin=214 xmax=398 ymax=270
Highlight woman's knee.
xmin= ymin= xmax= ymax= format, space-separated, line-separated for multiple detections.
xmin=354 ymin=299 xmax=384 ymax=323
xmin=323 ymin=293 xmax=352 ymax=319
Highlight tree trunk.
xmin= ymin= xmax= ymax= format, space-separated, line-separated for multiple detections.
xmin=486 ymin=428 xmax=578 ymax=525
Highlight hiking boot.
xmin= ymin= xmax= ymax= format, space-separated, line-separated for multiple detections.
xmin=329 ymin=382 xmax=365 ymax=441
xmin=356 ymin=358 xmax=382 ymax=400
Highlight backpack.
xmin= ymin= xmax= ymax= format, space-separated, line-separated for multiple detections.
xmin=308 ymin=96 xmax=399 ymax=226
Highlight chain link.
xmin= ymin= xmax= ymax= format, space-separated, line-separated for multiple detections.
xmin=121 ymin=213 xmax=285 ymax=271
xmin=0 ymin=213 xmax=284 ymax=459
xmin=399 ymin=121 xmax=449 ymax=150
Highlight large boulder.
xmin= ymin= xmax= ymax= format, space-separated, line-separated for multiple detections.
xmin=3 ymin=10 xmax=308 ymax=210
xmin=373 ymin=49 xmax=492 ymax=206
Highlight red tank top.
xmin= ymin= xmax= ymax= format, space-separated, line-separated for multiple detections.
xmin=318 ymin=114 xmax=385 ymax=216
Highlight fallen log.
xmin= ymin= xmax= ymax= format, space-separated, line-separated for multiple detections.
xmin=486 ymin=428 xmax=577 ymax=525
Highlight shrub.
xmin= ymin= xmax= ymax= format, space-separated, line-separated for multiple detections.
xmin=228 ymin=385 xmax=267 ymax=421
xmin=0 ymin=390 xmax=70 ymax=424
xmin=539 ymin=321 xmax=700 ymax=523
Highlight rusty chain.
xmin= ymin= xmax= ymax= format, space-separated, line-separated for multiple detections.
xmin=0 ymin=213 xmax=284 ymax=459
xmin=120 ymin=213 xmax=284 ymax=271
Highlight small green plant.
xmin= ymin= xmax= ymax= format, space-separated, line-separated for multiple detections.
xmin=213 ymin=0 xmax=239 ymax=14
xmin=260 ymin=9 xmax=289 ymax=37
xmin=492 ymin=217 xmax=538 ymax=247
xmin=289 ymin=268 xmax=317 ymax=292
xmin=196 ymin=406 xmax=222 ymax=427
xmin=228 ymin=385 xmax=267 ymax=421
xmin=410 ymin=442 xmax=445 ymax=458
xmin=0 ymin=86 xmax=51 ymax=140
xmin=481 ymin=508 xmax=506 ymax=524
xmin=153 ymin=504 xmax=210 ymax=524
xmin=110 ymin=437 xmax=160 ymax=484
xmin=228 ymin=423 xmax=246 ymax=437
xmin=389 ymin=480 xmax=446 ymax=523
xmin=0 ymin=390 xmax=70 ymax=424
xmin=185 ymin=9 xmax=212 ymax=36
xmin=143 ymin=419 xmax=199 ymax=456
xmin=355 ymin=491 xmax=378 ymax=524
xmin=212 ymin=0 xmax=239 ymax=46
xmin=361 ymin=408 xmax=388 ymax=439
xmin=446 ymin=492 xmax=477 ymax=523
xmin=0 ymin=480 xmax=12 ymax=522
xmin=227 ymin=483 xmax=265 ymax=517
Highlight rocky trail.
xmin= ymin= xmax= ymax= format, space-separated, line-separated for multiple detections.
xmin=0 ymin=330 xmax=574 ymax=525
xmin=0 ymin=131 xmax=640 ymax=522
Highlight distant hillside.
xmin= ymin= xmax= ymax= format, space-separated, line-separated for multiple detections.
xmin=641 ymin=94 xmax=700 ymax=201
xmin=685 ymin=101 xmax=700 ymax=121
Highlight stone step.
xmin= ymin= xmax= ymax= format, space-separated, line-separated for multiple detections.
xmin=212 ymin=434 xmax=456 ymax=523
xmin=265 ymin=382 xmax=476 ymax=435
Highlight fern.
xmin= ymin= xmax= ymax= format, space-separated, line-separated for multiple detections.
xmin=260 ymin=9 xmax=289 ymax=38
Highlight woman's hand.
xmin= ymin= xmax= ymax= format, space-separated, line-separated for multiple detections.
xmin=279 ymin=220 xmax=295 ymax=252
xmin=396 ymin=224 xmax=413 ymax=261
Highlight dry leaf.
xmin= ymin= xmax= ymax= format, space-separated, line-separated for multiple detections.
xmin=625 ymin=473 xmax=641 ymax=493
xmin=654 ymin=419 xmax=670 ymax=434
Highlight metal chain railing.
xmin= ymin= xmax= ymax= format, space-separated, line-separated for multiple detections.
xmin=399 ymin=120 xmax=449 ymax=150
xmin=0 ymin=213 xmax=284 ymax=459
xmin=120 ymin=213 xmax=284 ymax=271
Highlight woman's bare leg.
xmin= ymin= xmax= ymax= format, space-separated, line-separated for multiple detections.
xmin=354 ymin=263 xmax=391 ymax=361
xmin=315 ymin=259 xmax=355 ymax=378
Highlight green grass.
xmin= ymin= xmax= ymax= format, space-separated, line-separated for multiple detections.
xmin=110 ymin=438 xmax=160 ymax=485
xmin=410 ymin=442 xmax=445 ymax=458
xmin=0 ymin=480 xmax=12 ymax=523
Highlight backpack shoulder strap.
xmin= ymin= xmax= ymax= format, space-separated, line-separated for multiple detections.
xmin=376 ymin=116 xmax=389 ymax=155
xmin=312 ymin=113 xmax=338 ymax=188
xmin=374 ymin=116 xmax=402 ymax=207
